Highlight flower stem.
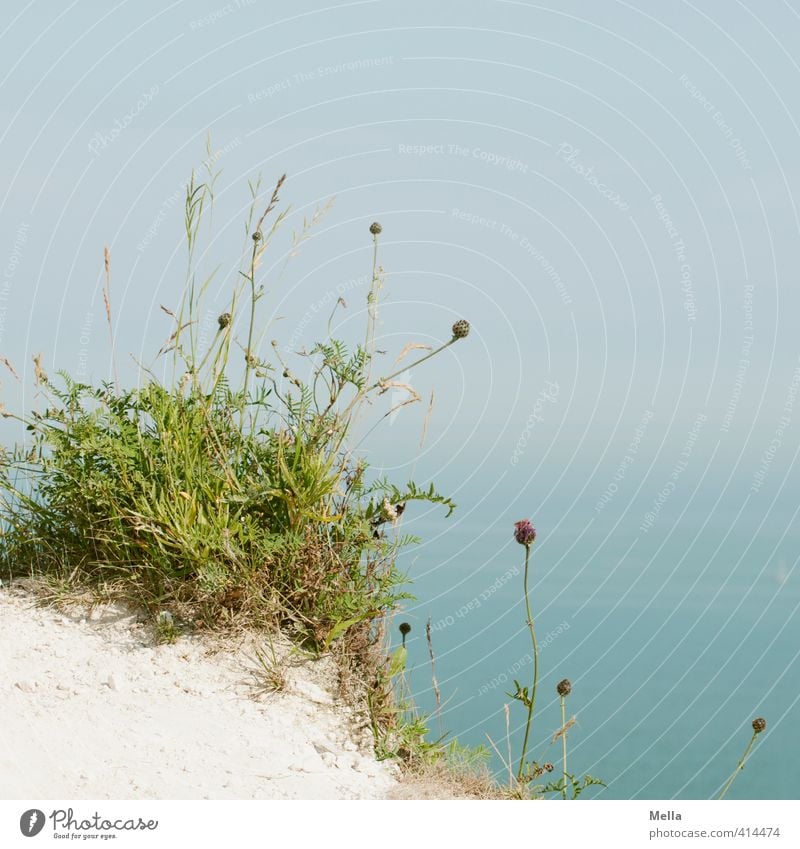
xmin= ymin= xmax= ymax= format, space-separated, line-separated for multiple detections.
xmin=561 ymin=694 xmax=568 ymax=799
xmin=517 ymin=542 xmax=539 ymax=781
xmin=718 ymin=732 xmax=759 ymax=799
xmin=242 ymin=240 xmax=258 ymax=399
xmin=368 ymin=337 xmax=457 ymax=392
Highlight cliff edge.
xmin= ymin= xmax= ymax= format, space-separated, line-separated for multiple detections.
xmin=0 ymin=584 xmax=398 ymax=800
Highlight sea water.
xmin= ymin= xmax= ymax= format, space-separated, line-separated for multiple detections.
xmin=397 ymin=485 xmax=800 ymax=800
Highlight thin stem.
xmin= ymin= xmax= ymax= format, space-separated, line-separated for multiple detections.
xmin=242 ymin=241 xmax=259 ymax=399
xmin=342 ymin=231 xmax=382 ymax=433
xmin=517 ymin=542 xmax=539 ymax=781
xmin=561 ymin=695 xmax=568 ymax=799
xmin=718 ymin=732 xmax=759 ymax=799
xmin=363 ymin=232 xmax=380 ymax=385
xmin=368 ymin=337 xmax=456 ymax=391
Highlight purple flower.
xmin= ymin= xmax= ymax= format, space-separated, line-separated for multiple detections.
xmin=514 ymin=519 xmax=536 ymax=546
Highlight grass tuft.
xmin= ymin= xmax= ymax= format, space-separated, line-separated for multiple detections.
xmin=0 ymin=156 xmax=473 ymax=778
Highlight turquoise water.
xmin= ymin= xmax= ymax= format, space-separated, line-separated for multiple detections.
xmin=393 ymin=486 xmax=800 ymax=800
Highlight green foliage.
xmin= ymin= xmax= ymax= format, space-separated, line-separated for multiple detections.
xmin=537 ymin=773 xmax=607 ymax=800
xmin=0 ymin=163 xmax=465 ymax=659
xmin=508 ymin=679 xmax=532 ymax=709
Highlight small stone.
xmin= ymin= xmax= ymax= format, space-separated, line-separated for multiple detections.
xmin=336 ymin=753 xmax=358 ymax=771
xmin=106 ymin=673 xmax=122 ymax=691
xmin=292 ymin=679 xmax=333 ymax=705
xmin=358 ymin=760 xmax=383 ymax=778
xmin=56 ymin=683 xmax=70 ymax=691
xmin=14 ymin=680 xmax=37 ymax=693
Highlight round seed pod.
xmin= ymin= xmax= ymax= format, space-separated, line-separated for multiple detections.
xmin=452 ymin=319 xmax=470 ymax=339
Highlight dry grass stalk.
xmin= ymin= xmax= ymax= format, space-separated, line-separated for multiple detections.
xmin=552 ymin=714 xmax=577 ymax=743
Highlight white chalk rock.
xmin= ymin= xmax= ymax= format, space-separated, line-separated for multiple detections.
xmin=105 ymin=673 xmax=123 ymax=691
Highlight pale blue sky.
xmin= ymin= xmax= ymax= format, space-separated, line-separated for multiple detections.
xmin=2 ymin=0 xmax=800 ymax=796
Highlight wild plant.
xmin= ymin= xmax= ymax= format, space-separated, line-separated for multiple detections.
xmin=718 ymin=717 xmax=767 ymax=799
xmin=0 ymin=158 xmax=469 ymax=674
xmin=505 ymin=519 xmax=605 ymax=798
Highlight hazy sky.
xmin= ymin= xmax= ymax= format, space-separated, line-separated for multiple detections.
xmin=3 ymin=0 xmax=800 ymax=565
xmin=2 ymin=0 xmax=800 ymax=799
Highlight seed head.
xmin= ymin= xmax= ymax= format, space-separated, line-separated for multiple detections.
xmin=514 ymin=519 xmax=536 ymax=546
xmin=752 ymin=717 xmax=766 ymax=734
xmin=369 ymin=221 xmax=382 ymax=235
xmin=252 ymin=231 xmax=262 ymax=242
xmin=399 ymin=622 xmax=411 ymax=637
xmin=556 ymin=678 xmax=572 ymax=697
xmin=452 ymin=319 xmax=470 ymax=339
xmin=217 ymin=312 xmax=231 ymax=330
